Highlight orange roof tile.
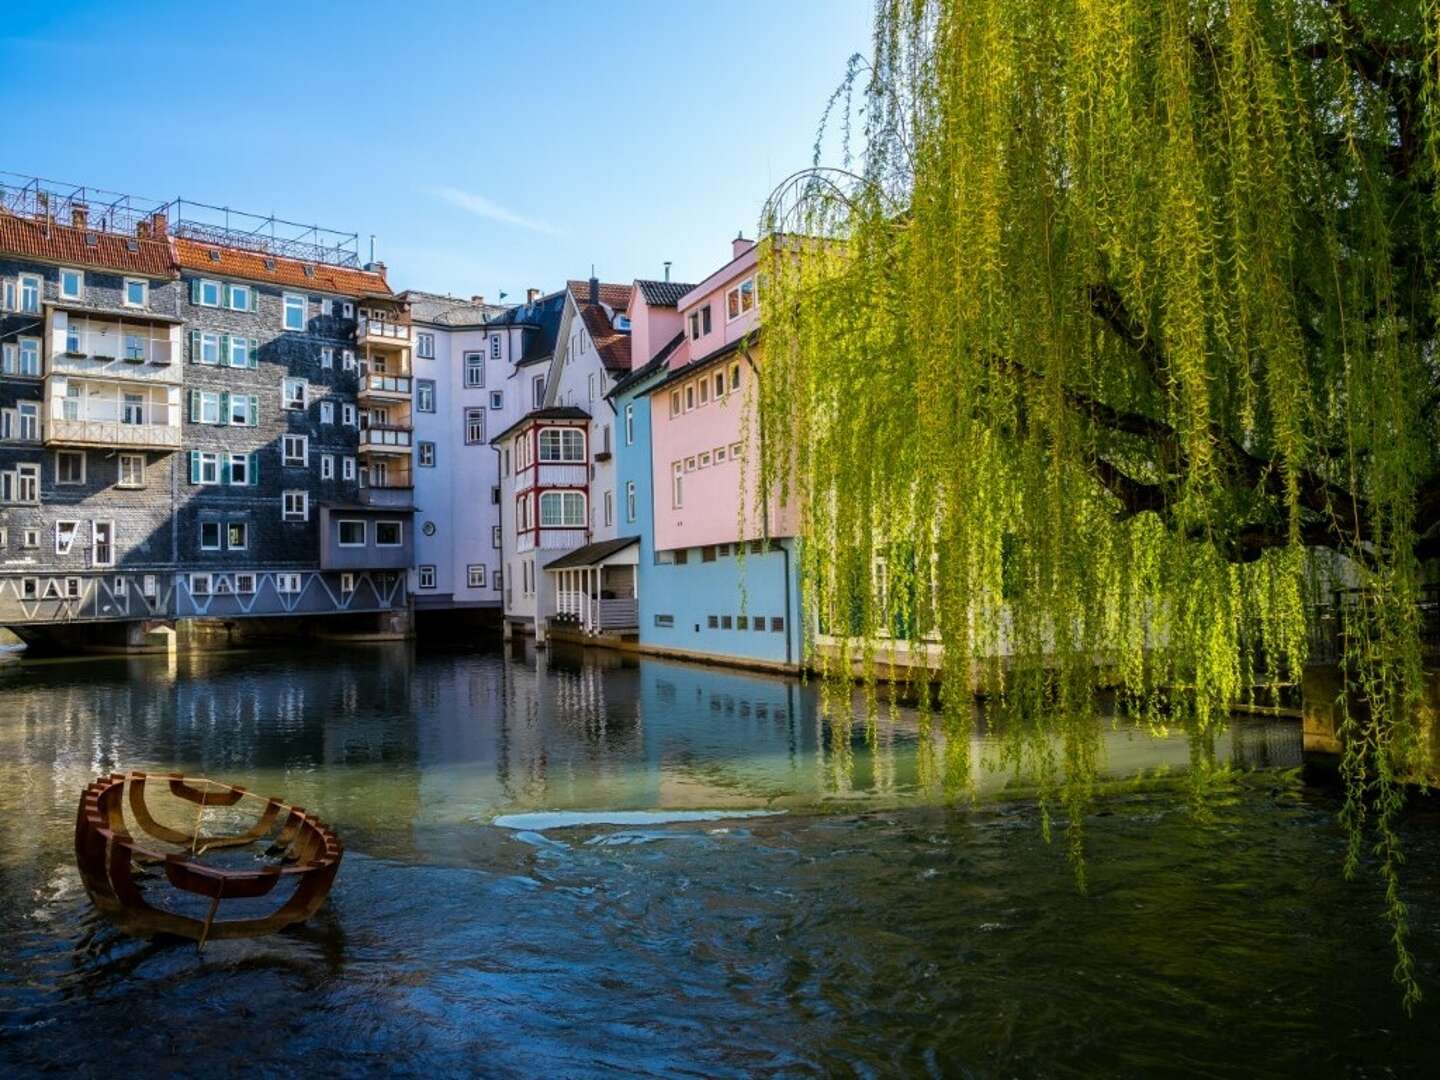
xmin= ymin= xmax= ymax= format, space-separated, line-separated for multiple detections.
xmin=578 ymin=302 xmax=632 ymax=373
xmin=173 ymin=237 xmax=391 ymax=297
xmin=0 ymin=210 xmax=176 ymax=278
xmin=567 ymin=279 xmax=633 ymax=310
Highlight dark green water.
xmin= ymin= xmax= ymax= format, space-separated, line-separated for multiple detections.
xmin=0 ymin=641 xmax=1437 ymax=1077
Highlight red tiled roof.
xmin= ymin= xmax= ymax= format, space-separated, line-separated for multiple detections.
xmin=0 ymin=210 xmax=177 ymax=278
xmin=578 ymin=302 xmax=632 ymax=372
xmin=173 ymin=237 xmax=391 ymax=297
xmin=567 ymin=279 xmax=633 ymax=310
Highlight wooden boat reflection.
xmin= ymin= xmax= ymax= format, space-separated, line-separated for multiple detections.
xmin=75 ymin=771 xmax=342 ymax=945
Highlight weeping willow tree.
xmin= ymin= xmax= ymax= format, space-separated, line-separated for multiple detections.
xmin=756 ymin=0 xmax=1440 ymax=1007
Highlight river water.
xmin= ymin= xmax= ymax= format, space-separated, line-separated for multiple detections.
xmin=1 ymin=641 xmax=1437 ymax=1076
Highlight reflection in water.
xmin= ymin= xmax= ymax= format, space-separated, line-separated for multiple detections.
xmin=0 ymin=642 xmax=1436 ymax=1075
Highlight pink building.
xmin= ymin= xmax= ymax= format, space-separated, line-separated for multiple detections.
xmin=649 ymin=237 xmax=794 ymax=552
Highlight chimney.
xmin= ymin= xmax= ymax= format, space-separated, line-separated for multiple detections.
xmin=526 ymin=287 xmax=540 ymax=304
xmin=150 ymin=210 xmax=168 ymax=236
xmin=71 ymin=203 xmax=89 ymax=229
xmin=588 ymin=272 xmax=599 ymax=306
xmin=663 ymin=261 xmax=671 ymax=283
xmin=471 ymin=295 xmax=486 ymax=306
xmin=35 ymin=192 xmax=49 ymax=220
xmin=733 ymin=231 xmax=755 ymax=260
xmin=136 ymin=219 xmax=151 ymax=239
xmin=364 ymin=261 xmax=387 ymax=274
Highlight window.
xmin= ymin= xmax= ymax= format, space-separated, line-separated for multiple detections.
xmin=670 ymin=390 xmax=681 ymax=417
xmin=417 ymin=380 xmax=435 ymax=412
xmin=418 ymin=565 xmax=437 ymax=589
xmin=539 ymin=491 xmax=585 ymax=527
xmin=492 ymin=569 xmax=503 ymax=589
xmin=283 ymin=378 xmax=307 ymax=411
xmin=417 ymin=332 xmax=435 ymax=359
xmin=721 ymin=615 xmax=733 ymax=629
xmin=320 ymin=401 xmax=334 ymax=424
xmin=235 ymin=573 xmax=256 ymax=594
xmin=771 ymin=617 xmax=785 ymax=633
xmin=227 ymin=283 xmax=252 ymax=312
xmin=737 ymin=615 xmax=750 ymax=631
xmin=465 ymin=352 xmax=485 ymax=387
xmin=587 ymin=373 xmax=596 ymax=402
xmin=715 ymin=445 xmax=729 ymax=464
xmin=489 ymin=390 xmax=504 ymax=410
xmin=192 ymin=452 xmax=220 ymax=485
xmin=702 ymin=545 xmax=717 ymax=562
xmin=730 ymin=441 xmax=743 ymax=458
xmin=283 ymin=292 xmax=307 ymax=331
xmin=419 ymin=441 xmax=436 ymax=467
xmin=685 ymin=456 xmax=697 ymax=472
xmin=626 ymin=480 xmax=636 ymax=522
xmin=342 ymin=349 xmax=356 ymax=372
xmin=714 ymin=372 xmax=726 ymax=399
xmin=708 ymin=615 xmax=720 ymax=629
xmin=195 ymin=332 xmax=219 ymax=365
xmin=654 ymin=614 xmax=675 ymax=628
xmin=14 ymin=463 xmax=38 ymax=502
xmin=343 ymin=403 xmax=356 ymax=427
xmin=672 ymin=462 xmax=683 ymax=508
xmin=532 ymin=375 xmax=545 ymax=408
xmin=467 ymin=564 xmax=487 ymax=588
xmin=338 ymin=520 xmax=366 ymax=547
xmin=465 ymin=408 xmax=486 ymax=445
xmin=282 ymin=490 xmax=309 ymax=522
xmin=321 ymin=346 xmax=334 ymax=369
xmin=538 ymin=427 xmax=584 ymax=462
xmin=321 ymin=454 xmax=335 ymax=480
xmin=194 ymin=279 xmax=221 ymax=307
xmin=730 ymin=363 xmax=741 ymax=392
xmin=319 ymin=299 xmax=333 ymax=317
xmin=490 ymin=335 xmax=502 ymax=359
xmin=685 ymin=384 xmax=696 ymax=412
xmin=56 ymin=451 xmax=85 ymax=485
xmin=603 ymin=490 xmax=613 ymax=527
xmin=55 ymin=520 xmax=79 ymax=556
xmin=21 ymin=527 xmax=39 ymax=547
xmin=194 ymin=391 xmax=221 ymax=425
xmin=18 ymin=338 xmax=40 ymax=377
xmin=118 ymin=455 xmax=145 ymax=488
xmin=624 ymin=403 xmax=634 ymax=444
xmin=343 ymin=302 xmax=354 ymax=318
xmin=340 ymin=572 xmax=355 ymax=595
xmin=699 ymin=451 xmax=712 ymax=468
xmin=282 ymin=434 xmax=309 ymax=466
xmin=59 ymin=268 xmax=83 ymax=299
xmin=121 ymin=278 xmax=148 ymax=308
xmin=228 ymin=453 xmax=251 ymax=486
xmin=20 ymin=273 xmax=41 ymax=313
xmin=343 ymin=456 xmax=356 ymax=481
xmin=227 ymin=522 xmax=248 ymax=550
xmin=492 ymin=525 xmax=501 ymax=549
xmin=674 ymin=548 xmax=689 ymax=565
xmin=199 ymin=521 xmax=222 ymax=551
xmin=699 ymin=379 xmax=709 ymax=406
xmin=376 ymin=521 xmax=403 ymax=546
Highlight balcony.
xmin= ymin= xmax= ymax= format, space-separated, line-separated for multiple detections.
xmin=357 ymin=317 xmax=413 ymax=351
xmin=358 ymin=424 xmax=413 ymax=455
xmin=63 ymin=327 xmax=175 ymax=366
xmin=45 ymin=394 xmax=180 ymax=451
xmin=358 ymin=373 xmax=413 ymax=404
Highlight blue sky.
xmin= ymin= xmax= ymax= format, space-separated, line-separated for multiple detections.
xmin=0 ymin=0 xmax=870 ymax=298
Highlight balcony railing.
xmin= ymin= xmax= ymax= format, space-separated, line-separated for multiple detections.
xmin=358 ymin=425 xmax=413 ymax=450
xmin=63 ymin=330 xmax=174 ymax=366
xmin=358 ymin=318 xmax=413 ymax=345
xmin=360 ymin=374 xmax=413 ymax=396
xmin=47 ymin=413 xmax=180 ymax=449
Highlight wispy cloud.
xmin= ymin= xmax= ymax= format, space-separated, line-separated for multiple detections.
xmin=428 ymin=186 xmax=564 ymax=237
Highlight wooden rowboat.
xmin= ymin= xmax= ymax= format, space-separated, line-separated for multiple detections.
xmin=74 ymin=771 xmax=343 ymax=945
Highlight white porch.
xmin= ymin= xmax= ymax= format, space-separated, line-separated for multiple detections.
xmin=547 ymin=538 xmax=640 ymax=636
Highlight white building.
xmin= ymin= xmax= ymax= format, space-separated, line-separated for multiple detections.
xmin=492 ymin=277 xmax=634 ymax=640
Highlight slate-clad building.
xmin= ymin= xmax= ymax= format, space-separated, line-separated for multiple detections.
xmin=0 ymin=194 xmax=183 ymax=630
xmin=169 ymin=234 xmax=414 ymax=622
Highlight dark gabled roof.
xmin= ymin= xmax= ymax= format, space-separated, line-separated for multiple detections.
xmin=317 ymin=501 xmax=418 ymax=513
xmin=635 ymin=279 xmax=698 ymax=308
xmin=640 ymin=333 xmax=756 ymax=397
xmin=486 ymin=288 xmax=568 ymax=366
xmin=400 ymin=289 xmax=510 ymax=327
xmin=488 ymin=405 xmax=591 ymax=446
xmin=545 ymin=536 xmax=640 ymax=570
xmin=608 ymin=330 xmax=685 ymax=399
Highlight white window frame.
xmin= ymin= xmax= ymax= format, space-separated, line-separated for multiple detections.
xmin=538 ymin=490 xmax=586 ymax=527
xmin=417 ymin=332 xmax=435 ymax=359
xmin=417 ymin=564 xmax=437 ymax=589
xmin=467 ymin=564 xmax=486 ymax=588
xmin=196 ymin=452 xmax=220 ymax=485
xmin=235 ymin=572 xmax=256 ymax=594
xmin=337 ymin=519 xmax=367 ymax=547
xmin=375 ymin=520 xmax=403 ymax=547
xmin=321 ymin=346 xmax=334 ymax=369
xmin=227 ymin=521 xmax=248 ymax=551
xmin=276 ymin=572 xmax=302 ymax=594
xmin=340 ymin=572 xmax=355 ymax=594
xmin=672 ymin=462 xmax=684 ymax=508
xmin=282 ymin=292 xmax=307 ymax=331
xmin=228 ymin=394 xmax=253 ymax=426
xmin=342 ymin=456 xmax=356 ymax=481
xmin=537 ymin=427 xmax=584 ymax=463
xmin=59 ymin=267 xmax=84 ymax=300
xmin=418 ymin=441 xmax=435 ymax=467
xmin=320 ymin=400 xmax=334 ymax=424
xmin=282 ymin=434 xmax=309 ymax=467
xmin=122 ymin=277 xmax=148 ymax=309
xmin=118 ymin=454 xmax=146 ymax=488
xmin=321 ymin=453 xmax=335 ymax=480
xmin=55 ymin=520 xmax=80 ymax=556
xmin=228 ymin=452 xmax=250 ymax=487
xmin=624 ymin=403 xmax=634 ymax=445
xmin=342 ymin=403 xmax=356 ymax=427
xmin=19 ymin=273 xmax=41 ymax=313
xmin=283 ymin=378 xmax=308 ymax=411
xmin=199 ymin=332 xmax=220 ymax=365
xmin=282 ymin=489 xmax=309 ymax=522
xmin=464 ymin=352 xmax=485 ymax=388
xmin=55 ymin=450 xmax=85 ymax=486
xmin=465 ymin=408 xmax=486 ymax=445
xmin=490 ymin=335 xmax=501 ymax=359
xmin=199 ymin=520 xmax=222 ymax=551
xmin=197 ymin=279 xmax=221 ymax=307
xmin=626 ymin=480 xmax=637 ymax=522
xmin=489 ymin=390 xmax=503 ymax=410
xmin=18 ymin=338 xmax=41 ymax=377
xmin=417 ymin=380 xmax=435 ymax=412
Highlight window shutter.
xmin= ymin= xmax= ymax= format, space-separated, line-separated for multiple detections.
xmin=189 ymin=329 xmax=200 ymax=362
xmin=248 ymin=396 xmax=259 ymax=426
xmin=249 ymin=338 xmax=259 ymax=368
xmin=219 ymin=334 xmax=229 ymax=366
xmin=222 ymin=284 xmax=231 ymax=309
xmin=189 ymin=451 xmax=200 ymax=485
xmin=188 ymin=389 xmax=199 ymax=423
xmin=220 ymin=455 xmax=231 ymax=486
xmin=190 ymin=279 xmax=201 ymax=304
xmin=249 ymin=452 xmax=259 ymax=487
xmin=219 ymin=391 xmax=230 ymax=425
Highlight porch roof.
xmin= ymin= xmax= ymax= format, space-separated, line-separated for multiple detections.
xmin=545 ymin=536 xmax=640 ymax=570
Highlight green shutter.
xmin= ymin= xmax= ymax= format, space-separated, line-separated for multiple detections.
xmin=190 ymin=279 xmax=201 ymax=305
xmin=223 ymin=284 xmax=233 ymax=309
xmin=220 ymin=455 xmax=231 ymax=486
xmin=219 ymin=334 xmax=229 ymax=366
xmin=189 ymin=451 xmax=200 ymax=485
xmin=219 ymin=391 xmax=229 ymax=425
xmin=248 ymin=396 xmax=259 ymax=427
xmin=188 ymin=390 xmax=199 ymax=423
xmin=249 ymin=451 xmax=259 ymax=487
xmin=249 ymin=338 xmax=259 ymax=369
xmin=189 ymin=329 xmax=200 ymax=363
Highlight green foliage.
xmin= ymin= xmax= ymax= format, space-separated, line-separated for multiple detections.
xmin=758 ymin=0 xmax=1439 ymax=1008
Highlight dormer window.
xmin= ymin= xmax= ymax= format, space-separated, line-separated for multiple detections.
xmin=303 ymin=265 xmax=316 ymax=279
xmin=726 ymin=278 xmax=756 ymax=321
xmin=264 ymin=257 xmax=277 ymax=271
xmin=614 ymin=314 xmax=630 ymax=331
xmin=688 ymin=304 xmax=712 ymax=340
xmin=207 ymin=248 xmax=221 ymax=262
